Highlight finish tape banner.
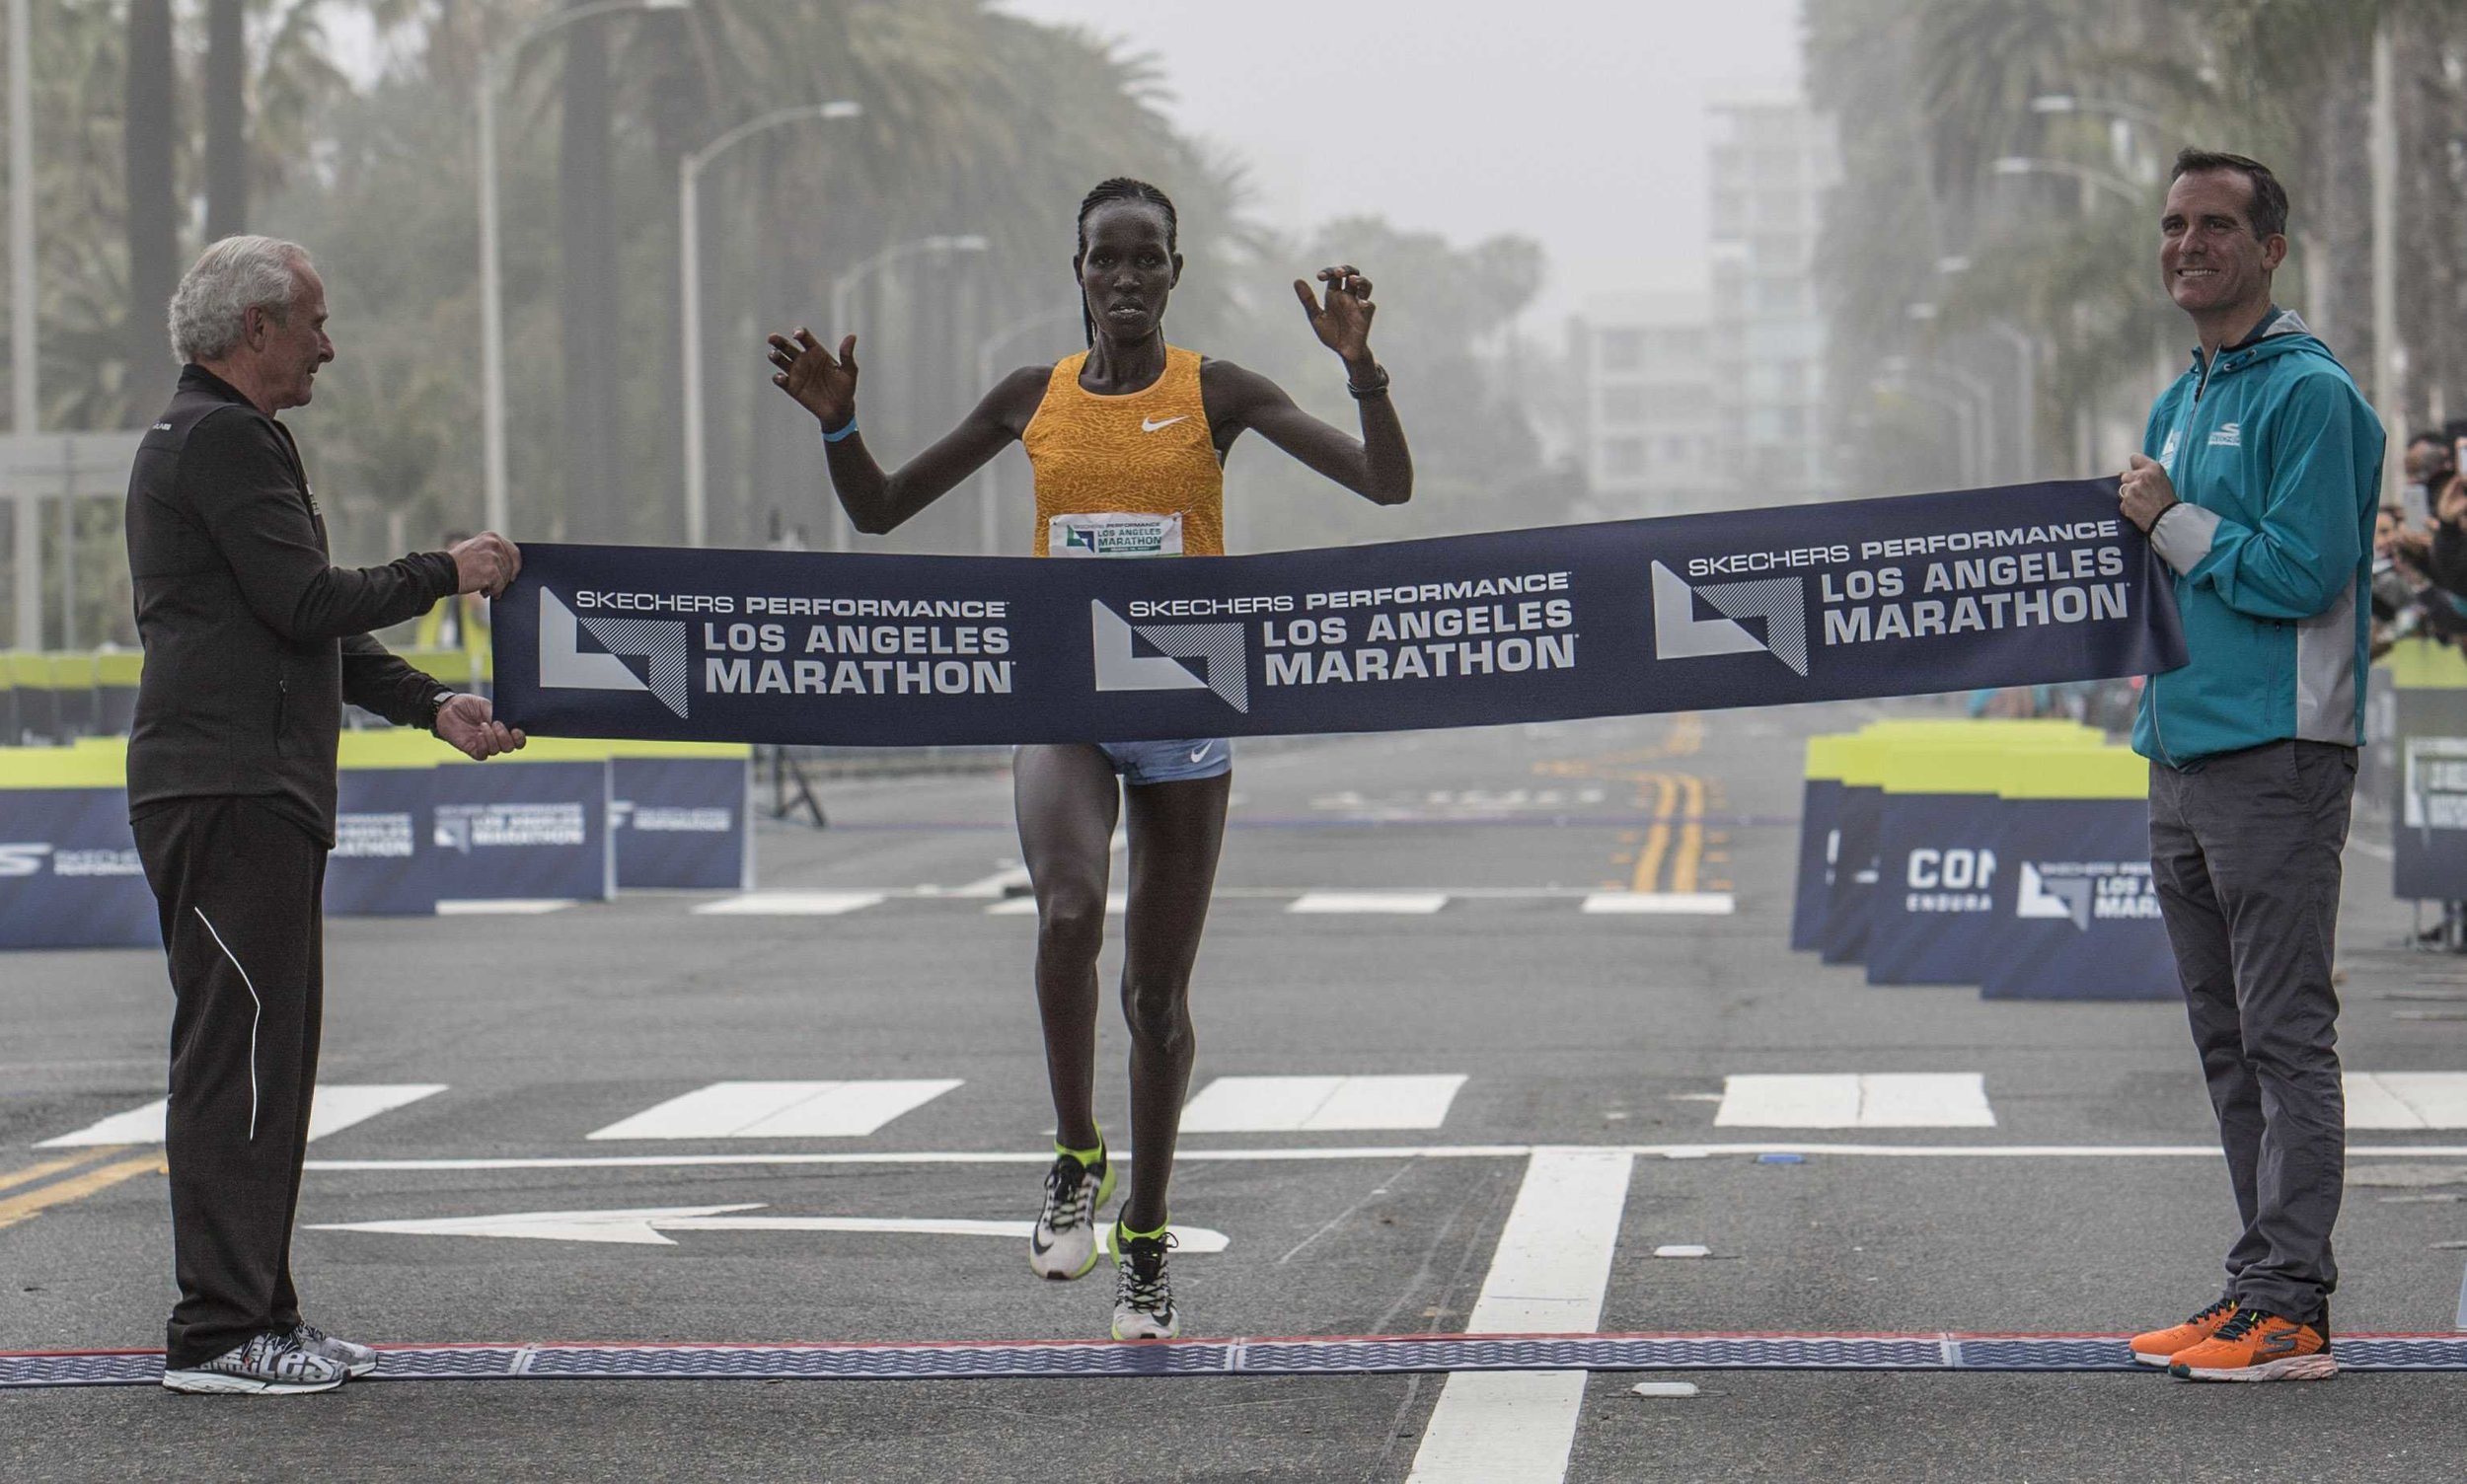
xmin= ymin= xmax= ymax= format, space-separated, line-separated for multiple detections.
xmin=491 ymin=479 xmax=2186 ymax=747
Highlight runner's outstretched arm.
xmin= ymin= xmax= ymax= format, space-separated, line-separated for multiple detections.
xmin=1207 ymin=264 xmax=1411 ymax=504
xmin=767 ymin=328 xmax=1046 ymax=535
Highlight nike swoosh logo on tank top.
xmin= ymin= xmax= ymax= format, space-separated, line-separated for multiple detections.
xmin=1140 ymin=414 xmax=1188 ymax=433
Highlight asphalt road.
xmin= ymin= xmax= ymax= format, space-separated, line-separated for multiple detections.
xmin=4 ymin=700 xmax=2464 ymax=1482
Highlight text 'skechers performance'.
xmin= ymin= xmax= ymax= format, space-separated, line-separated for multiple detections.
xmin=490 ymin=479 xmax=2187 ymax=747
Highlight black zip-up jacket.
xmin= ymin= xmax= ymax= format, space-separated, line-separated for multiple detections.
xmin=124 ymin=365 xmax=458 ymax=846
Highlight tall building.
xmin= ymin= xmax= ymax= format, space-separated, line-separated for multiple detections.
xmin=1566 ymin=293 xmax=1726 ymax=520
xmin=1708 ymin=94 xmax=1839 ymax=501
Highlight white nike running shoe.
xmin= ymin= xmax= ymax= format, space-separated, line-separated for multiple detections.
xmin=1029 ymin=1143 xmax=1115 ymax=1280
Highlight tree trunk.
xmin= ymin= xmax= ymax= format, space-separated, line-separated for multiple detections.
xmin=204 ymin=0 xmax=247 ymax=241
xmin=123 ymin=0 xmax=180 ymax=415
xmin=559 ymin=1 xmax=621 ymax=542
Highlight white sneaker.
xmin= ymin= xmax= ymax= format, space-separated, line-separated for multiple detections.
xmin=161 ymin=1331 xmax=348 ymax=1394
xmin=1109 ymin=1222 xmax=1181 ymax=1340
xmin=1029 ymin=1145 xmax=1115 ymax=1280
xmin=293 ymin=1322 xmax=378 ymax=1378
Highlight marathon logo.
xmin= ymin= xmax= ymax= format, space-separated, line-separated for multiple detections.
xmin=0 ymin=842 xmax=140 ymax=878
xmin=539 ymin=588 xmax=691 ymax=718
xmin=1090 ymin=600 xmax=1249 ymax=713
xmin=1650 ymin=562 xmax=1809 ymax=677
xmin=2018 ymin=860 xmax=2157 ymax=931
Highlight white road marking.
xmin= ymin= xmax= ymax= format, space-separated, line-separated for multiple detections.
xmin=2346 ymin=1072 xmax=2467 ymax=1130
xmin=1713 ymin=1074 xmax=1996 ymax=1129
xmin=985 ymin=893 xmax=1124 ymax=916
xmin=1408 ymin=1148 xmax=1634 ymax=1484
xmin=436 ymin=899 xmax=574 ymax=916
xmin=947 ymin=865 xmax=1031 ymax=899
xmin=1179 ymin=1075 xmax=1467 ymax=1133
xmin=298 ymin=1143 xmax=2467 ymax=1174
xmin=309 ymin=1203 xmax=1231 ymax=1251
xmin=587 ymin=1080 xmax=962 ymax=1141
xmin=1287 ymin=891 xmax=1449 ymax=915
xmin=37 ymin=1083 xmax=446 ymax=1148
xmin=1581 ymin=892 xmax=1736 ymax=915
xmin=691 ymin=892 xmax=885 ymax=917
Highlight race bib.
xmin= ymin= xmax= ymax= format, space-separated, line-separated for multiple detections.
xmin=1049 ymin=512 xmax=1183 ymax=558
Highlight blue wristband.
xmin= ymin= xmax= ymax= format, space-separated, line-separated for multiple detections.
xmin=822 ymin=416 xmax=860 ymax=445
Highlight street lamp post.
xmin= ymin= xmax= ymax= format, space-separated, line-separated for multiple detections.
xmin=969 ymin=306 xmax=1078 ymax=555
xmin=822 ymin=234 xmax=989 ymax=551
xmin=1879 ymin=359 xmax=1988 ymax=488
xmin=478 ymin=0 xmax=690 ymax=539
xmin=1991 ymin=155 xmax=2144 ymax=211
xmin=9 ymin=0 xmax=35 ymax=648
xmin=680 ymin=100 xmax=861 ymax=548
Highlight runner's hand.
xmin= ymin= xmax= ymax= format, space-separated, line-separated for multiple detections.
xmin=2439 ymin=474 xmax=2467 ymax=528
xmin=769 ymin=329 xmax=859 ymax=434
xmin=1294 ymin=265 xmax=1376 ymax=368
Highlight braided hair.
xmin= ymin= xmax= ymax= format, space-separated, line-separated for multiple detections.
xmin=1075 ymin=178 xmax=1178 ymax=345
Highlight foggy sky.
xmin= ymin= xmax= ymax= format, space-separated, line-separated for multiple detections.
xmin=996 ymin=0 xmax=1805 ymax=330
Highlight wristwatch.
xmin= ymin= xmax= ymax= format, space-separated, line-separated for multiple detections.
xmin=422 ymin=690 xmax=457 ymax=733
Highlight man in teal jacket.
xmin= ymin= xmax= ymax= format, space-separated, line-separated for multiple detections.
xmin=2118 ymin=150 xmax=2382 ymax=1383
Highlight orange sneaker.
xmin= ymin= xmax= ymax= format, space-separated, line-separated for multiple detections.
xmin=2128 ymin=1296 xmax=2238 ymax=1367
xmin=2167 ymin=1307 xmax=2336 ymax=1382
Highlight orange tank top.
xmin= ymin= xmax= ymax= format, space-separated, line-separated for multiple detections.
xmin=1020 ymin=345 xmax=1223 ymax=556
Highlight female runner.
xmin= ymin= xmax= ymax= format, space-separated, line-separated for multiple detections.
xmin=769 ymin=178 xmax=1412 ymax=1338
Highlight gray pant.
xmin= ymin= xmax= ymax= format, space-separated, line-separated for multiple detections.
xmin=2148 ymin=740 xmax=2355 ymax=1323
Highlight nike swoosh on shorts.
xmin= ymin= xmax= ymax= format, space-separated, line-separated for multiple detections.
xmin=1188 ymin=745 xmax=1213 ymax=764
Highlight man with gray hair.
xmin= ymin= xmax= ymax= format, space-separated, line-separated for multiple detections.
xmin=127 ymin=235 xmax=524 ymax=1393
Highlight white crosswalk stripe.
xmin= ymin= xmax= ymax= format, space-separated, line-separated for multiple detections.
xmin=36 ymin=1084 xmax=447 ymax=1148
xmin=1712 ymin=1073 xmax=1996 ymax=1129
xmin=1179 ymin=1075 xmax=1468 ymax=1132
xmin=694 ymin=892 xmax=886 ymax=917
xmin=587 ymin=1080 xmax=963 ymax=1141
xmin=1581 ymin=892 xmax=1735 ymax=915
xmin=2344 ymin=1072 xmax=2467 ymax=1130
xmin=1287 ymin=891 xmax=1449 ymax=915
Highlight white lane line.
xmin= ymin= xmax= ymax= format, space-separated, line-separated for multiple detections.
xmin=985 ymin=893 xmax=1123 ymax=917
xmin=301 ymin=1142 xmax=2467 ymax=1173
xmin=2347 ymin=1072 xmax=2467 ymax=1130
xmin=1713 ymin=1074 xmax=1996 ymax=1129
xmin=692 ymin=892 xmax=886 ymax=917
xmin=1581 ymin=892 xmax=1736 ymax=915
xmin=586 ymin=1080 xmax=962 ymax=1141
xmin=1287 ymin=891 xmax=1448 ymax=915
xmin=37 ymin=1083 xmax=446 ymax=1148
xmin=1179 ymin=1075 xmax=1467 ymax=1133
xmin=1407 ymin=1148 xmax=1634 ymax=1484
xmin=436 ymin=899 xmax=574 ymax=916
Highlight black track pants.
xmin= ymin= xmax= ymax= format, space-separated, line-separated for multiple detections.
xmin=133 ymin=797 xmax=328 ymax=1369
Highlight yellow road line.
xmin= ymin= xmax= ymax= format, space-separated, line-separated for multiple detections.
xmin=0 ymin=1149 xmax=166 ymax=1232
xmin=0 ymin=1151 xmax=109 ymax=1197
xmin=1672 ymin=775 xmax=1706 ymax=894
xmin=1631 ymin=774 xmax=1677 ymax=893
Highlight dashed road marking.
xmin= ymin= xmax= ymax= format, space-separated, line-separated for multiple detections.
xmin=1178 ymin=1075 xmax=1467 ymax=1133
xmin=1713 ymin=1074 xmax=1996 ymax=1130
xmin=1581 ymin=892 xmax=1735 ymax=915
xmin=437 ymin=899 xmax=575 ymax=916
xmin=587 ymin=1080 xmax=964 ymax=1141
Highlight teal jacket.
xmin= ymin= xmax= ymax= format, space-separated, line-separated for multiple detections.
xmin=2131 ymin=308 xmax=2384 ymax=767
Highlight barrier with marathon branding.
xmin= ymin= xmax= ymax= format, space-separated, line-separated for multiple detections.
xmin=1788 ymin=723 xmax=2173 ymax=1002
xmin=330 ymin=732 xmax=449 ymax=917
xmin=612 ymin=747 xmax=755 ymax=891
xmin=490 ymin=480 xmax=2185 ymax=747
xmin=425 ymin=744 xmax=613 ymax=906
xmin=1981 ymin=747 xmax=2173 ymax=1001
xmin=2394 ymin=683 xmax=2467 ymax=903
xmin=1864 ymin=724 xmax=2103 ymax=987
xmin=1787 ymin=735 xmax=1848 ymax=952
xmin=0 ymin=743 xmax=157 ymax=949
